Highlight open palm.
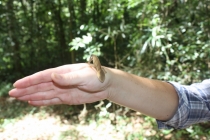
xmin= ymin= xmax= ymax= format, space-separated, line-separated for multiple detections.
xmin=9 ymin=63 xmax=110 ymax=106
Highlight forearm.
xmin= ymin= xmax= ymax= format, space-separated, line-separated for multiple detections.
xmin=107 ymin=68 xmax=179 ymax=121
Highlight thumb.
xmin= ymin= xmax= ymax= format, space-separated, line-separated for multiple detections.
xmin=51 ymin=72 xmax=82 ymax=86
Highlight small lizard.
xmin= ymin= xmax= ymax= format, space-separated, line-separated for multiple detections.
xmin=88 ymin=55 xmax=106 ymax=83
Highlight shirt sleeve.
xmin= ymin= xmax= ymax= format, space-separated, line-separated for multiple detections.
xmin=156 ymin=79 xmax=210 ymax=129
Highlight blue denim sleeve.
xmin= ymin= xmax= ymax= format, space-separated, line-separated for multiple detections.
xmin=156 ymin=79 xmax=210 ymax=129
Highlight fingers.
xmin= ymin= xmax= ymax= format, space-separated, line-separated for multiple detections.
xmin=28 ymin=98 xmax=62 ymax=106
xmin=16 ymin=88 xmax=73 ymax=106
xmin=15 ymin=89 xmax=72 ymax=105
xmin=26 ymin=90 xmax=105 ymax=106
xmin=13 ymin=64 xmax=88 ymax=88
xmin=17 ymin=90 xmax=56 ymax=101
xmin=13 ymin=69 xmax=58 ymax=88
xmin=14 ymin=85 xmax=107 ymax=106
xmin=13 ymin=65 xmax=72 ymax=88
xmin=9 ymin=82 xmax=54 ymax=97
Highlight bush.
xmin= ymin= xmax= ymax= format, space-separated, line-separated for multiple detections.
xmin=0 ymin=82 xmax=12 ymax=97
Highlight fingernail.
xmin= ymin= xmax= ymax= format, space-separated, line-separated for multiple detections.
xmin=52 ymin=73 xmax=62 ymax=80
xmin=8 ymin=89 xmax=15 ymax=96
xmin=13 ymin=81 xmax=18 ymax=87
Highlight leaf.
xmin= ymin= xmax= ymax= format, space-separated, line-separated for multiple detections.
xmin=121 ymin=33 xmax=126 ymax=38
xmin=104 ymin=35 xmax=109 ymax=41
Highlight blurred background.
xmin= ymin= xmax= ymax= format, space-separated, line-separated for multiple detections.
xmin=0 ymin=0 xmax=210 ymax=139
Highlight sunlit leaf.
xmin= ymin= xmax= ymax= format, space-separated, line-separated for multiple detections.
xmin=104 ymin=35 xmax=109 ymax=41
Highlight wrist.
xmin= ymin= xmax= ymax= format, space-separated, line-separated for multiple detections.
xmin=105 ymin=68 xmax=128 ymax=103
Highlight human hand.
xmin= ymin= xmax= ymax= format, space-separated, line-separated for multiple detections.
xmin=9 ymin=63 xmax=111 ymax=106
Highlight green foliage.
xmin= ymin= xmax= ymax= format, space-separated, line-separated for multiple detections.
xmin=0 ymin=0 xmax=209 ymax=83
xmin=69 ymin=33 xmax=102 ymax=60
xmin=0 ymin=82 xmax=12 ymax=97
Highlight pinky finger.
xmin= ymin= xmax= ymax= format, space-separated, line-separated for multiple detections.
xmin=28 ymin=98 xmax=62 ymax=106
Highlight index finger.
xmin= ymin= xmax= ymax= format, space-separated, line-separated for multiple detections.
xmin=13 ymin=65 xmax=70 ymax=88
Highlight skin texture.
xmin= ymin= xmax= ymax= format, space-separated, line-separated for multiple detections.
xmin=88 ymin=55 xmax=106 ymax=83
xmin=9 ymin=63 xmax=179 ymax=121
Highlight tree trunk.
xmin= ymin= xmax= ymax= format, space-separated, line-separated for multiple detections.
xmin=68 ymin=0 xmax=77 ymax=63
xmin=51 ymin=0 xmax=70 ymax=64
xmin=6 ymin=0 xmax=22 ymax=74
